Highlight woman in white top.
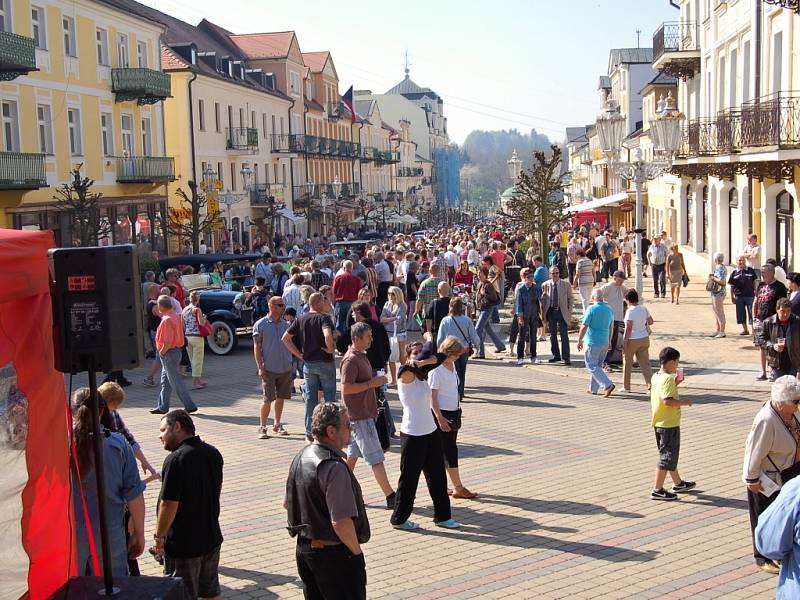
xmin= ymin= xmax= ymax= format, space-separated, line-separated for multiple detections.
xmin=622 ymin=288 xmax=654 ymax=393
xmin=620 ymin=234 xmax=634 ymax=278
xmin=430 ymin=336 xmax=477 ymax=499
xmin=390 ymin=339 xmax=460 ymax=531
xmin=381 ymin=285 xmax=408 ymax=385
xmin=572 ymin=248 xmax=595 ymax=312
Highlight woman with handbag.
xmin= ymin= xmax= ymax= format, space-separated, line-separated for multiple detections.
xmin=182 ymin=290 xmax=209 ymax=389
xmin=742 ymin=376 xmax=800 ymax=574
xmin=437 ymin=297 xmax=481 ymax=401
xmin=381 ymin=286 xmax=408 ymax=385
xmin=666 ymin=245 xmax=687 ymax=305
xmin=474 ymin=266 xmax=506 ymax=358
xmin=708 ymin=252 xmax=728 ymax=338
xmin=430 ymin=336 xmax=477 ymax=499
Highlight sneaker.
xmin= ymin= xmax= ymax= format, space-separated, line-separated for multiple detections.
xmin=564 ymin=360 xmax=572 ymax=366
xmin=603 ymin=384 xmax=615 ymax=398
xmin=529 ymin=357 xmax=541 ymax=365
xmin=715 ymin=332 xmax=726 ymax=338
xmin=759 ymin=560 xmax=781 ymax=575
xmin=258 ymin=426 xmax=269 ymax=440
xmin=392 ymin=520 xmax=419 ymax=531
xmin=651 ymin=488 xmax=678 ymax=501
xmin=149 ymin=408 xmax=167 ymax=414
xmin=756 ymin=373 xmax=768 ymax=381
xmin=142 ymin=377 xmax=156 ymax=388
xmin=434 ymin=518 xmax=461 ymax=529
xmin=671 ymin=480 xmax=696 ymax=493
xmin=516 ymin=358 xmax=525 ymax=366
xmin=548 ymin=357 xmax=561 ymax=363
xmin=273 ymin=424 xmax=289 ymax=436
xmin=740 ymin=330 xmax=750 ymax=336
xmin=708 ymin=332 xmax=720 ymax=338
xmin=386 ymin=492 xmax=397 ymax=509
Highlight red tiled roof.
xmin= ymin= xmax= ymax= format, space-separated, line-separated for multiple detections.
xmin=230 ymin=32 xmax=296 ymax=59
xmin=161 ymin=43 xmax=190 ymax=70
xmin=302 ymin=51 xmax=329 ymax=73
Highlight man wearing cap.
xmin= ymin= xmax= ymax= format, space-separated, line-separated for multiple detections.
xmin=601 ymin=271 xmax=629 ymax=370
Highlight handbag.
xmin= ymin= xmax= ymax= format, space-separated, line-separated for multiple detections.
xmin=375 ymin=391 xmax=391 ymax=451
xmin=439 ymin=408 xmax=462 ymax=431
xmin=681 ymin=273 xmax=690 ymax=287
xmin=705 ymin=275 xmax=723 ymax=294
xmin=768 ymin=455 xmax=800 ymax=486
xmin=195 ymin=308 xmax=213 ymax=337
xmin=452 ymin=317 xmax=475 ymax=357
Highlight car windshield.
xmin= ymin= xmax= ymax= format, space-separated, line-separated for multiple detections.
xmin=181 ymin=272 xmax=222 ymax=292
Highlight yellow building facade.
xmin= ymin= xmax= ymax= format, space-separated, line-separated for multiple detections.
xmin=0 ymin=0 xmax=173 ymax=251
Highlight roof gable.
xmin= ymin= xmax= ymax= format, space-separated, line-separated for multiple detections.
xmin=230 ymin=31 xmax=297 ymax=60
xmin=385 ymin=72 xmax=440 ymax=99
xmin=608 ymin=48 xmax=654 ymax=71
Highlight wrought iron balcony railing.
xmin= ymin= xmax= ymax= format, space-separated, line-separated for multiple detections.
xmin=0 ymin=31 xmax=37 ymax=81
xmin=116 ymin=156 xmax=175 ymax=183
xmin=592 ymin=185 xmax=610 ymax=199
xmin=0 ymin=152 xmax=46 ymax=189
xmin=226 ymin=127 xmax=259 ymax=151
xmin=271 ymin=134 xmax=304 ymax=153
xmin=111 ymin=68 xmax=171 ymax=104
xmin=397 ymin=167 xmax=424 ymax=177
xmin=653 ymin=21 xmax=698 ymax=64
xmin=249 ymin=183 xmax=285 ymax=206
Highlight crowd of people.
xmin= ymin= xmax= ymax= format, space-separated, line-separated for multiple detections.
xmin=70 ymin=218 xmax=800 ymax=599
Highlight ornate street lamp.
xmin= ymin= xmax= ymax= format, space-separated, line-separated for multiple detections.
xmin=239 ymin=164 xmax=254 ymax=191
xmin=507 ymin=149 xmax=523 ymax=183
xmin=596 ymin=93 xmax=684 ymax=297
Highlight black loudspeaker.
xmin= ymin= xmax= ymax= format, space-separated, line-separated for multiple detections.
xmin=49 ymin=575 xmax=185 ymax=599
xmin=49 ymin=245 xmax=144 ymax=374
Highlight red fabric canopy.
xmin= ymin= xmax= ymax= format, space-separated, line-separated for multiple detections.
xmin=0 ymin=229 xmax=72 ymax=599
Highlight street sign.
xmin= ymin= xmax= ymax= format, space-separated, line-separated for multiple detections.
xmin=618 ymin=201 xmax=634 ymax=213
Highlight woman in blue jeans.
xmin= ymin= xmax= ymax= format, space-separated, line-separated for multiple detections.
xmin=474 ymin=266 xmax=505 ymax=358
xmin=577 ymin=287 xmax=615 ymax=397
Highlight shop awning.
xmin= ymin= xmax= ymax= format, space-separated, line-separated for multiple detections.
xmin=565 ymin=191 xmax=629 ymax=213
xmin=279 ymin=207 xmax=306 ymax=223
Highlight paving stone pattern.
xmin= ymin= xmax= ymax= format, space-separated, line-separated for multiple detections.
xmin=86 ymin=277 xmax=779 ymax=599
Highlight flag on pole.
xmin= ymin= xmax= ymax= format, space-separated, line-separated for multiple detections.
xmin=342 ymin=86 xmax=356 ymax=123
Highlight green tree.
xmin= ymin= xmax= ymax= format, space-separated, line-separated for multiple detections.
xmin=53 ymin=165 xmax=111 ymax=247
xmin=167 ymin=181 xmax=221 ymax=253
xmin=502 ymin=144 xmax=569 ymax=251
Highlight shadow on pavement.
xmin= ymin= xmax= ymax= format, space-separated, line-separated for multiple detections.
xmin=470 ymin=494 xmax=644 ymax=519
xmin=458 ymin=442 xmax=523 ymax=459
xmin=218 ymin=566 xmax=299 ymax=598
xmin=409 ymin=506 xmax=656 ymax=561
xmin=679 ymin=493 xmax=748 ymax=510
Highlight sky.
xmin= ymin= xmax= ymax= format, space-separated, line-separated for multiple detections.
xmin=139 ymin=0 xmax=677 ymax=144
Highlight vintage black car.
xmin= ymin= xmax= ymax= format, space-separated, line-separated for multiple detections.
xmin=158 ymin=253 xmax=262 ymax=355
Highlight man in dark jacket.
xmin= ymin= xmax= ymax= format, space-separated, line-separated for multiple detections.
xmin=514 ymin=269 xmax=542 ymax=366
xmin=286 ymin=403 xmax=370 ymax=599
xmin=757 ymin=298 xmax=800 ymax=380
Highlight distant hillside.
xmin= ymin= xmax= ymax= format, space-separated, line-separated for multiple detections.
xmin=460 ymin=129 xmax=553 ymax=204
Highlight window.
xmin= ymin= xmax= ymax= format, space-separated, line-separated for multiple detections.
xmin=96 ymin=28 xmax=109 ymax=66
xmin=31 ymin=6 xmax=46 ymax=49
xmin=1 ymin=100 xmax=19 ymax=152
xmin=230 ymin=163 xmax=237 ymax=191
xmin=121 ymin=114 xmax=133 ymax=156
xmin=227 ymin=105 xmax=233 ymax=129
xmin=238 ymin=107 xmax=244 ymax=128
xmin=262 ymin=113 xmax=268 ymax=138
xmin=63 ymin=16 xmax=77 ymax=57
xmin=137 ymin=41 xmax=148 ymax=68
xmin=214 ymin=102 xmax=220 ymax=132
xmin=67 ymin=107 xmax=82 ymax=155
xmin=0 ymin=0 xmax=10 ymax=33
xmin=141 ymin=116 xmax=152 ymax=156
xmin=772 ymin=32 xmax=783 ymax=94
xmin=729 ymin=49 xmax=737 ymax=109
xmin=743 ymin=42 xmax=751 ymax=102
xmin=100 ymin=112 xmax=113 ymax=156
xmin=37 ymin=104 xmax=53 ymax=154
xmin=217 ymin=162 xmax=223 ymax=185
xmin=289 ymin=71 xmax=301 ymax=95
xmin=198 ymin=99 xmax=205 ymax=131
xmin=279 ymin=116 xmax=285 ymax=135
xmin=251 ymin=110 xmax=256 ymax=129
xmin=718 ymin=56 xmax=725 ymax=111
xmin=117 ymin=33 xmax=129 ymax=68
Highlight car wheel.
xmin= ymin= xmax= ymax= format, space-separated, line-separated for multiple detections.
xmin=206 ymin=319 xmax=239 ymax=355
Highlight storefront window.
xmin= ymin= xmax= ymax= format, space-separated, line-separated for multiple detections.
xmin=135 ymin=204 xmax=153 ymax=252
xmin=114 ymin=207 xmax=133 ymax=244
xmin=152 ymin=203 xmax=166 ymax=256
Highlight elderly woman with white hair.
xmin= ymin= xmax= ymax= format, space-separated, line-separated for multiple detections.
xmin=576 ymin=286 xmax=616 ymax=397
xmin=742 ymin=375 xmax=800 ymax=574
xmin=708 ymin=252 xmax=728 ymax=338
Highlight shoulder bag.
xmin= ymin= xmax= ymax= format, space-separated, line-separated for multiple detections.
xmin=195 ymin=307 xmax=213 ymax=337
xmin=452 ymin=316 xmax=475 ymax=356
xmin=768 ymin=455 xmax=800 ymax=486
xmin=705 ymin=274 xmax=723 ymax=294
xmin=374 ymin=389 xmax=391 ymax=451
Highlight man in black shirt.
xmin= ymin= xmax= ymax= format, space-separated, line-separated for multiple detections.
xmin=153 ymin=410 xmax=223 ymax=600
xmin=754 ymin=264 xmax=788 ymax=380
xmin=425 ymin=281 xmax=452 ymax=338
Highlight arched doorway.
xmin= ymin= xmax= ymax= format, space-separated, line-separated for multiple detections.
xmin=728 ymin=187 xmax=738 ymax=263
xmin=777 ymin=190 xmax=794 ymax=271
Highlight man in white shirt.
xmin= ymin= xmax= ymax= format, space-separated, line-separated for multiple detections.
xmin=374 ymin=251 xmax=393 ymax=308
xmin=743 ymin=234 xmax=762 ymax=280
xmin=199 ymin=239 xmax=208 ymax=255
xmin=444 ymin=246 xmax=460 ymax=284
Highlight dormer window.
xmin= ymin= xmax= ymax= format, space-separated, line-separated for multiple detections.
xmin=190 ymin=47 xmax=196 ymax=65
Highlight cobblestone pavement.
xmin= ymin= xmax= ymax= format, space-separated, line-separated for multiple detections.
xmin=86 ymin=294 xmax=778 ymax=598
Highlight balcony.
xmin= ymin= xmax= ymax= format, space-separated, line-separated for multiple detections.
xmin=0 ymin=152 xmax=46 ymax=189
xmin=741 ymin=92 xmax=800 ymax=150
xmin=226 ymin=127 xmax=259 ymax=152
xmin=397 ymin=167 xmax=424 ymax=177
xmin=652 ymin=21 xmax=700 ymax=79
xmin=0 ymin=31 xmax=37 ymax=80
xmin=592 ymin=185 xmax=610 ymax=199
xmin=271 ymin=134 xmax=304 ymax=153
xmin=249 ymin=183 xmax=284 ymax=206
xmin=111 ymin=68 xmax=171 ymax=104
xmin=376 ymin=150 xmax=400 ymax=163
xmin=116 ymin=156 xmax=175 ymax=183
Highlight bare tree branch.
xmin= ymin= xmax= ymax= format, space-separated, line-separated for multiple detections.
xmin=53 ymin=165 xmax=111 ymax=247
xmin=166 ymin=181 xmax=222 ymax=253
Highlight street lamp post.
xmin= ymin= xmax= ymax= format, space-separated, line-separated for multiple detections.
xmin=595 ymin=93 xmax=684 ymax=297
